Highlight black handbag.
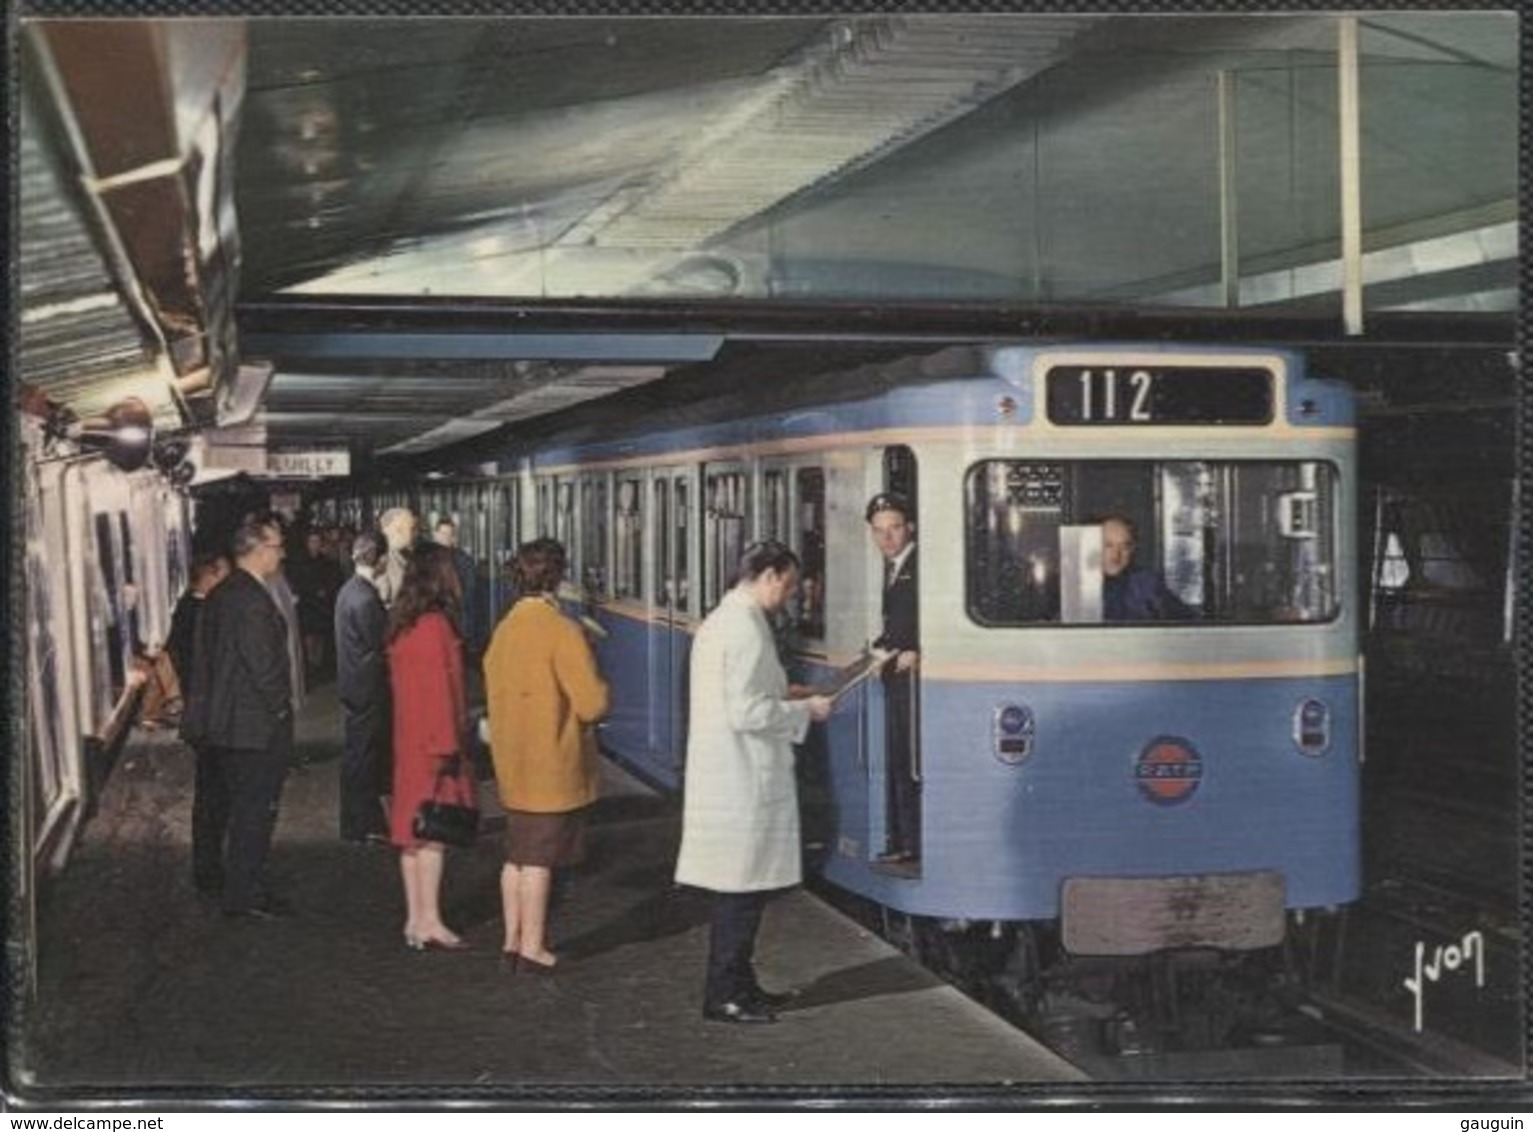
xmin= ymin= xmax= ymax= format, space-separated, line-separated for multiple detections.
xmin=413 ymin=754 xmax=479 ymax=848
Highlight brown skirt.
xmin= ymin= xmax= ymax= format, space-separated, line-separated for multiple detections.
xmin=503 ymin=807 xmax=587 ymax=868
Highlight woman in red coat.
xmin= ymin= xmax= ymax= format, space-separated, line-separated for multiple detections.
xmin=388 ymin=544 xmax=474 ymax=951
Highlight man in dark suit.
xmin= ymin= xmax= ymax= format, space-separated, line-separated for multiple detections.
xmin=432 ymin=517 xmax=481 ymax=660
xmin=180 ymin=514 xmax=295 ymax=919
xmin=866 ymin=492 xmax=921 ymax=865
xmin=334 ymin=530 xmax=392 ymax=844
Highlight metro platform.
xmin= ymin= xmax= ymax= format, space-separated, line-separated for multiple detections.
xmin=14 ymin=680 xmax=1082 ymax=1102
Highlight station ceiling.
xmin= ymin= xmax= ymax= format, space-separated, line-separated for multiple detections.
xmin=16 ymin=13 xmax=1518 ymax=472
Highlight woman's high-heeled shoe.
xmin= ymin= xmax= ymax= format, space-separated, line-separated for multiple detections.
xmin=405 ymin=932 xmax=470 ymax=953
xmin=516 ymin=952 xmax=558 ymax=976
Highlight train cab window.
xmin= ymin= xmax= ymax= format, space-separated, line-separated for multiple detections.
xmin=704 ymin=467 xmax=750 ymax=612
xmin=795 ymin=467 xmax=827 ymax=640
xmin=966 ymin=459 xmax=1339 ymax=626
xmin=614 ymin=478 xmax=644 ymax=600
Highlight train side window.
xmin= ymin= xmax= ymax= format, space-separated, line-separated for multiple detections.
xmin=580 ymin=476 xmax=609 ymax=596
xmin=762 ymin=469 xmax=788 ymax=543
xmin=654 ymin=480 xmax=671 ymax=608
xmin=614 ymin=477 xmax=644 ymax=600
xmin=703 ymin=466 xmax=749 ymax=612
xmin=536 ymin=479 xmax=553 ymax=538
xmin=555 ymin=479 xmax=576 ymax=565
xmin=795 ymin=467 xmax=826 ymax=640
xmin=965 ymin=459 xmax=1340 ymax=626
xmin=674 ymin=476 xmax=691 ymax=614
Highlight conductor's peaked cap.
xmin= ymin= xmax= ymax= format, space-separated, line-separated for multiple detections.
xmin=865 ymin=492 xmax=913 ymax=523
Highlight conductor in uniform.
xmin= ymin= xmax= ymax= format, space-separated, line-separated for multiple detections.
xmin=866 ymin=492 xmax=920 ymax=865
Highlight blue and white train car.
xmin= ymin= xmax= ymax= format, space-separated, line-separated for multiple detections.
xmin=501 ymin=342 xmax=1360 ymax=960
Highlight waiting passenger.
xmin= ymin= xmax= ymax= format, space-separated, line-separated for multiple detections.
xmin=482 ymin=538 xmax=609 ymax=975
xmin=675 ymin=541 xmax=834 ymax=1024
xmin=179 ymin=515 xmax=294 ymax=919
xmin=376 ymin=507 xmax=418 ymax=609
xmin=433 ymin=518 xmax=481 ymax=660
xmin=387 ymin=544 xmax=474 ymax=952
xmin=1100 ymin=515 xmax=1194 ymax=622
xmin=335 ymin=531 xmax=392 ymax=845
xmin=168 ymin=550 xmax=231 ymax=893
xmin=167 ymin=550 xmax=231 ymax=687
xmin=292 ymin=528 xmax=344 ymax=680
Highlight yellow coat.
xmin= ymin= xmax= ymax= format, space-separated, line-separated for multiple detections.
xmin=483 ymin=596 xmax=610 ymax=813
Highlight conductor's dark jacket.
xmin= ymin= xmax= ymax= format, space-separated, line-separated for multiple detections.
xmin=181 ymin=568 xmax=293 ymax=751
xmin=875 ymin=548 xmax=919 ymax=657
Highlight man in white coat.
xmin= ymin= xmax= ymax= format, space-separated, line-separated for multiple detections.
xmin=675 ymin=541 xmax=834 ymax=1024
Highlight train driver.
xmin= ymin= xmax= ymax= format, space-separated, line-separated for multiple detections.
xmin=1100 ymin=515 xmax=1194 ymax=622
xmin=866 ymin=492 xmax=920 ymax=866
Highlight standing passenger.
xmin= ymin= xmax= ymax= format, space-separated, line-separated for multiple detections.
xmin=334 ymin=531 xmax=392 ymax=844
xmin=169 ymin=550 xmax=232 ymax=896
xmin=376 ymin=507 xmax=418 ymax=609
xmin=433 ymin=518 xmax=482 ymax=661
xmin=865 ymin=492 xmax=920 ymax=865
xmin=483 ymin=538 xmax=609 ymax=974
xmin=675 ymin=541 xmax=833 ymax=1024
xmin=387 ymin=545 xmax=474 ymax=951
xmin=179 ymin=516 xmax=294 ymax=919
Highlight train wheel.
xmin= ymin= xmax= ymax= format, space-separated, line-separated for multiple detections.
xmin=991 ymin=924 xmax=1044 ymax=1022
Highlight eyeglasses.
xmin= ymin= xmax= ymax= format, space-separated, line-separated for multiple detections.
xmin=260 ymin=540 xmax=285 ymax=551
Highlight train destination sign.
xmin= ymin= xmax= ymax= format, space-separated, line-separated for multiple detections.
xmin=1045 ymin=364 xmax=1274 ymax=426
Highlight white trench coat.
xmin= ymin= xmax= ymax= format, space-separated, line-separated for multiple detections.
xmin=674 ymin=586 xmax=813 ymax=893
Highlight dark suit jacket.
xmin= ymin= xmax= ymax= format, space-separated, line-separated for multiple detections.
xmin=334 ymin=574 xmax=389 ymax=715
xmin=1104 ymin=566 xmax=1194 ymax=622
xmin=181 ymin=568 xmax=293 ymax=751
xmin=876 ymin=547 xmax=919 ymax=656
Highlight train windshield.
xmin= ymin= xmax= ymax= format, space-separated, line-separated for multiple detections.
xmin=965 ymin=460 xmax=1339 ymax=626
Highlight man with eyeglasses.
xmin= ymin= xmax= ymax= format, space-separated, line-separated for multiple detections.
xmin=180 ymin=514 xmax=296 ymax=920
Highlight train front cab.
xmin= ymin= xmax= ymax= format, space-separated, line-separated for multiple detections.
xmin=818 ymin=347 xmax=1361 ymax=960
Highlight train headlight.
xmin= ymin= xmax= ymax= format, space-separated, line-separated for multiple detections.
xmin=1293 ymin=698 xmax=1331 ymax=756
xmin=992 ymin=703 xmax=1035 ymax=764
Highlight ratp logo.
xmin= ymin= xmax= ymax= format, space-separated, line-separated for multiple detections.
xmin=1135 ymin=736 xmax=1204 ymax=805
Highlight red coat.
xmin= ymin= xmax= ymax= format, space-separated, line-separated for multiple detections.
xmin=387 ymin=611 xmax=472 ymax=847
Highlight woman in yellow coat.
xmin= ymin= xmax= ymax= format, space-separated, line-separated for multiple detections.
xmin=483 ymin=538 xmax=609 ymax=973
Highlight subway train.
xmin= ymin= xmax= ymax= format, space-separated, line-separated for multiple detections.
xmin=318 ymin=342 xmax=1364 ymax=1031
xmin=20 ymin=342 xmax=1368 ymax=1040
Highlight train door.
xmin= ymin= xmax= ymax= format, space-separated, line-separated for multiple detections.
xmin=869 ymin=445 xmax=921 ymax=870
xmin=649 ymin=466 xmax=695 ymax=779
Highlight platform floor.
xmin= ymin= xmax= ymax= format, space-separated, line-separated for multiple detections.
xmin=16 ymin=680 xmax=1082 ymax=1097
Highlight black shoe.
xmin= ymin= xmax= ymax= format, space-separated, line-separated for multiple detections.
xmin=343 ymin=831 xmax=390 ymax=847
xmin=748 ymin=986 xmax=795 ymax=1010
xmin=223 ymin=894 xmax=293 ymax=921
xmin=873 ymin=849 xmax=917 ymax=865
xmin=703 ymin=999 xmax=777 ymax=1025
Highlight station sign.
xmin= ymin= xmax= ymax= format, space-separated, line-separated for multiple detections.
xmin=267 ymin=449 xmax=352 ymax=478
